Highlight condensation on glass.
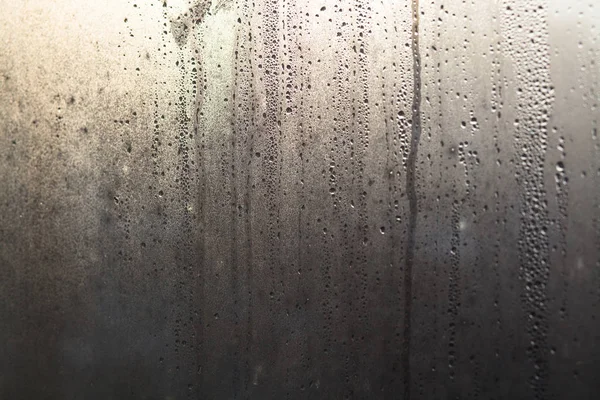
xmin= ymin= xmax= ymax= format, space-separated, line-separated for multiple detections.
xmin=0 ymin=0 xmax=598 ymax=399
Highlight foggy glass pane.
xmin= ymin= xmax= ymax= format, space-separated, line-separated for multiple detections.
xmin=0 ymin=0 xmax=598 ymax=399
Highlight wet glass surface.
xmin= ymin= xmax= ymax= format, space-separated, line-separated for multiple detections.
xmin=0 ymin=1 xmax=599 ymax=398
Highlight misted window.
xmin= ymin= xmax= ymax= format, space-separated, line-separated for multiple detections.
xmin=0 ymin=0 xmax=598 ymax=399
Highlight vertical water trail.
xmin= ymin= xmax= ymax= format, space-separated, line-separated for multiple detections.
xmin=403 ymin=0 xmax=421 ymax=398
